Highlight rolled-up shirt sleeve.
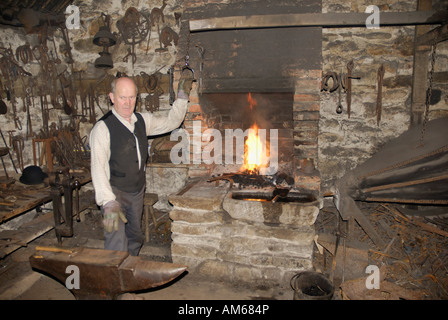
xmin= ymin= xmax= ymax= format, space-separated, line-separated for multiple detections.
xmin=89 ymin=121 xmax=115 ymax=207
xmin=141 ymin=98 xmax=188 ymax=135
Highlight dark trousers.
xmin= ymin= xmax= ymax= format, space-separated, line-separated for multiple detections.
xmin=103 ymin=185 xmax=145 ymax=256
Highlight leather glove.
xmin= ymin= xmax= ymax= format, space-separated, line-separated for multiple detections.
xmin=103 ymin=200 xmax=128 ymax=233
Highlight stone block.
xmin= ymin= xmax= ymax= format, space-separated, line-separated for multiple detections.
xmin=294 ymin=172 xmax=321 ymax=191
xmin=293 ymin=111 xmax=320 ymax=121
xmin=171 ymin=221 xmax=222 ymax=236
xmin=145 ymin=164 xmax=189 ymax=210
xmin=169 ymin=209 xmax=225 ymax=224
xmin=171 ymin=255 xmax=203 ymax=271
xmin=171 ymin=242 xmax=218 ymax=260
xmin=197 ymin=260 xmax=232 ymax=280
xmin=293 ymin=93 xmax=320 ymax=102
xmin=171 ymin=232 xmax=222 ymax=249
xmin=169 ymin=181 xmax=228 ymax=211
xmin=293 ymin=101 xmax=320 ymax=112
xmin=222 ymin=191 xmax=321 ymax=226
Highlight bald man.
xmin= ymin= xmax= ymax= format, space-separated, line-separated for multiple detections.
xmin=89 ymin=76 xmax=191 ymax=255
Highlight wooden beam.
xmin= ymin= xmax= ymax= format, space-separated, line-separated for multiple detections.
xmin=416 ymin=23 xmax=448 ymax=45
xmin=189 ymin=11 xmax=447 ymax=32
xmin=411 ymin=0 xmax=434 ymax=126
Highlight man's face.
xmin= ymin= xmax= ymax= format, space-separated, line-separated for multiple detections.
xmin=109 ymin=78 xmax=137 ymax=120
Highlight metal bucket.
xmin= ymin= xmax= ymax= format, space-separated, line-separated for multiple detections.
xmin=290 ymin=271 xmax=334 ymax=300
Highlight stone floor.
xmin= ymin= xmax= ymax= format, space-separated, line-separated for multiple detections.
xmin=3 ymin=198 xmax=443 ymax=302
xmin=0 ymin=208 xmax=294 ymax=301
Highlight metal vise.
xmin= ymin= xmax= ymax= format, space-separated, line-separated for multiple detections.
xmin=49 ymin=168 xmax=79 ymax=245
xmin=29 ymin=246 xmax=187 ymax=300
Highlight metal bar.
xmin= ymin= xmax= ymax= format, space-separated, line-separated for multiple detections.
xmin=357 ymin=145 xmax=448 ymax=179
xmin=362 ymin=174 xmax=448 ymax=193
xmin=189 ymin=11 xmax=447 ymax=32
xmin=365 ymin=197 xmax=448 ymax=205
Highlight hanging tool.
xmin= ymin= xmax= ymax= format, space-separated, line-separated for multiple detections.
xmin=181 ymin=54 xmax=195 ymax=81
xmin=40 ymin=94 xmax=50 ymax=135
xmin=376 ymin=64 xmax=385 ymax=126
xmin=0 ymin=128 xmax=17 ymax=173
xmin=345 ymin=60 xmax=354 ymax=118
xmin=168 ymin=67 xmax=175 ymax=105
xmin=10 ymin=134 xmax=24 ymax=172
xmin=419 ymin=28 xmax=440 ymax=146
xmin=0 ymin=149 xmax=9 ymax=179
xmin=15 ymin=44 xmax=34 ymax=64
xmin=0 ymin=78 xmax=7 ymax=114
xmin=9 ymin=84 xmax=21 ymax=131
xmin=195 ymin=44 xmax=205 ymax=94
xmin=25 ymin=87 xmax=34 ymax=138
xmin=57 ymin=70 xmax=73 ymax=115
xmin=181 ymin=27 xmax=195 ymax=81
xmin=116 ymin=7 xmax=150 ymax=69
xmin=321 ymin=72 xmax=340 ymax=93
xmin=336 ymin=84 xmax=343 ymax=114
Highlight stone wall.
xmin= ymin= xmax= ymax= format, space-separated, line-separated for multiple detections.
xmin=318 ymin=0 xmax=448 ymax=189
xmin=0 ymin=0 xmax=446 ymax=196
xmin=0 ymin=0 xmax=185 ymax=174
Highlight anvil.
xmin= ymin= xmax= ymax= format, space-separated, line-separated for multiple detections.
xmin=29 ymin=246 xmax=187 ymax=299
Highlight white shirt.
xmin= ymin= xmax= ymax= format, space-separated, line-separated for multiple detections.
xmin=89 ymin=98 xmax=188 ymax=206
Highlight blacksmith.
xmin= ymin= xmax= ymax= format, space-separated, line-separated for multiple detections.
xmin=89 ymin=76 xmax=191 ymax=255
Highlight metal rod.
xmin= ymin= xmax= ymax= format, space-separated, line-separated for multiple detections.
xmin=0 ymin=128 xmax=17 ymax=173
xmin=365 ymin=197 xmax=448 ymax=205
xmin=362 ymin=174 xmax=448 ymax=193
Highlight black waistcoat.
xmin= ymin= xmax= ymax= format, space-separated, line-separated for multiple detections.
xmin=100 ymin=111 xmax=148 ymax=193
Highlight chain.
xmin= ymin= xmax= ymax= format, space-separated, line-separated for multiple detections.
xmin=185 ymin=24 xmax=191 ymax=66
xmin=419 ymin=28 xmax=440 ymax=146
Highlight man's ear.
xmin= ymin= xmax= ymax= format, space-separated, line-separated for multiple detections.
xmin=109 ymin=92 xmax=115 ymax=105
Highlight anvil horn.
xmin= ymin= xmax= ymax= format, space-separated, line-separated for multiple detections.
xmin=29 ymin=246 xmax=187 ymax=300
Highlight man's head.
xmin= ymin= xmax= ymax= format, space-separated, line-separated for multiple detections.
xmin=109 ymin=77 xmax=137 ymax=121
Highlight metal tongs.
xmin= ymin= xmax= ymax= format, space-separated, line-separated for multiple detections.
xmin=181 ymin=55 xmax=195 ymax=81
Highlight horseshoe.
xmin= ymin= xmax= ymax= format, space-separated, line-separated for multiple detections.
xmin=321 ymin=71 xmax=340 ymax=93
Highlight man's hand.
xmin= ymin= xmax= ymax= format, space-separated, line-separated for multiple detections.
xmin=177 ymin=78 xmax=194 ymax=99
xmin=103 ymin=200 xmax=128 ymax=233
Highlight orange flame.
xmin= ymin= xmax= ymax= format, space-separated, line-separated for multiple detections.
xmin=247 ymin=92 xmax=257 ymax=110
xmin=242 ymin=123 xmax=264 ymax=174
xmin=240 ymin=94 xmax=268 ymax=174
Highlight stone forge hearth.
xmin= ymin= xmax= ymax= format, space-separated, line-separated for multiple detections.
xmin=168 ymin=180 xmax=323 ymax=288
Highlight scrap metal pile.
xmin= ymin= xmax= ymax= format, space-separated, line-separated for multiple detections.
xmin=315 ymin=202 xmax=448 ymax=300
xmin=208 ymin=171 xmax=295 ymax=189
